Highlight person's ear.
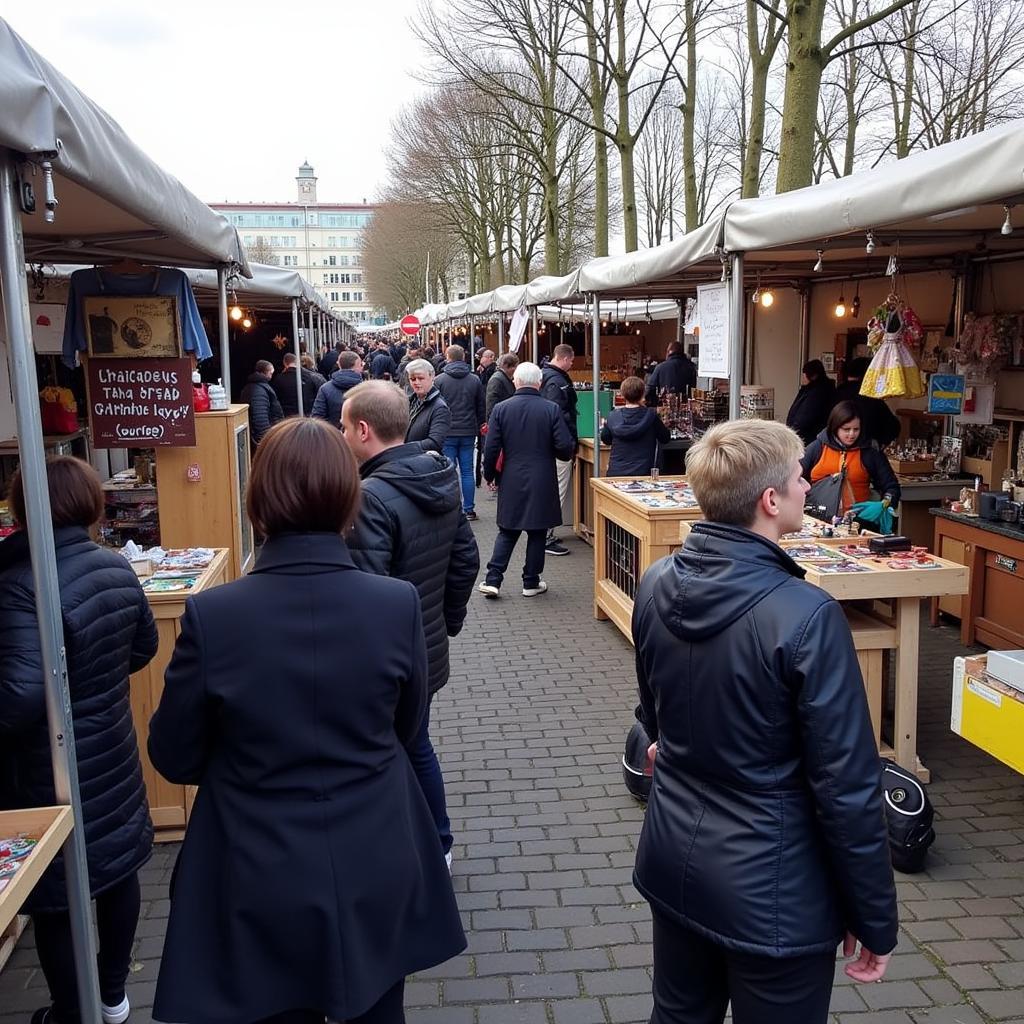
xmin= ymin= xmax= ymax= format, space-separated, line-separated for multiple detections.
xmin=761 ymin=487 xmax=780 ymax=519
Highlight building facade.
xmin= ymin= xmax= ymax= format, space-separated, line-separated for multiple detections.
xmin=210 ymin=163 xmax=382 ymax=324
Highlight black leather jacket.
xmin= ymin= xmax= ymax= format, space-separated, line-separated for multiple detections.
xmin=632 ymin=522 xmax=897 ymax=957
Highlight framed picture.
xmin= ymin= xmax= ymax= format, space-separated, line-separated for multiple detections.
xmin=920 ymin=328 xmax=945 ymax=372
xmin=821 ymin=352 xmax=835 ymax=373
xmin=84 ymin=295 xmax=182 ymax=359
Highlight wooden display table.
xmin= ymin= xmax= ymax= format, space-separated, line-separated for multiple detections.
xmin=593 ymin=481 xmax=967 ymax=781
xmin=931 ymin=509 xmax=1024 ymax=649
xmin=0 ymin=806 xmax=72 ymax=934
xmin=130 ymin=548 xmax=229 ymax=841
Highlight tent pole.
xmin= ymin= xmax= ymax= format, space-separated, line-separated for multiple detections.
xmin=291 ymin=299 xmax=303 ymax=416
xmin=303 ymin=305 xmax=314 ymax=414
xmin=0 ymin=155 xmax=103 ymax=1024
xmin=798 ymin=286 xmax=811 ymax=376
xmin=216 ymin=266 xmax=231 ymax=398
xmin=728 ymin=253 xmax=745 ymax=420
xmin=497 ymin=316 xmax=505 ymax=358
xmin=592 ymin=294 xmax=602 ymax=479
xmin=676 ymin=298 xmax=685 ymax=348
xmin=531 ymin=307 xmax=539 ymax=364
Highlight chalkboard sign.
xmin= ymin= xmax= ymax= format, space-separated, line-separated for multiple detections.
xmin=85 ymin=357 xmax=196 ymax=447
xmin=695 ymin=282 xmax=730 ymax=378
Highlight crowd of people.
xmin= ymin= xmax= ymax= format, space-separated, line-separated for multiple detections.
xmin=0 ymin=330 xmax=900 ymax=1024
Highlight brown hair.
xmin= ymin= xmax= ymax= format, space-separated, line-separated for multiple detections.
xmin=338 ymin=351 xmax=361 ymax=370
xmin=247 ymin=419 xmax=360 ymax=538
xmin=342 ymin=380 xmax=410 ymax=443
xmin=254 ymin=359 xmax=273 ymax=375
xmin=446 ymin=344 xmax=465 ymax=362
xmin=498 ymin=352 xmax=519 ymax=372
xmin=9 ymin=456 xmax=104 ymax=529
xmin=620 ymin=376 xmax=645 ymax=403
xmin=553 ymin=343 xmax=574 ymax=361
xmin=827 ymin=400 xmax=861 ymax=438
xmin=300 ymin=354 xmax=315 ymax=370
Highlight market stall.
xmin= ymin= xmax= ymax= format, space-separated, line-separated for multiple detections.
xmin=0 ymin=17 xmax=247 ymax=1014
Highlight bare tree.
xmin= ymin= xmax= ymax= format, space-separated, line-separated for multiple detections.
xmin=637 ymin=96 xmax=682 ymax=245
xmin=245 ymin=235 xmax=279 ymax=266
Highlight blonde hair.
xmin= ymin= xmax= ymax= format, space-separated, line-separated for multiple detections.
xmin=686 ymin=420 xmax=804 ymax=527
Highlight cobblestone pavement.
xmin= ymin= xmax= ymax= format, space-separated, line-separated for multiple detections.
xmin=2 ymin=499 xmax=1023 ymax=1023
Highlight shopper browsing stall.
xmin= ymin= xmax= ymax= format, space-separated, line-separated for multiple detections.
xmin=600 ymin=376 xmax=671 ymax=476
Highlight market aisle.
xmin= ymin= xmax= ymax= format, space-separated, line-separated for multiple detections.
xmin=1 ymin=495 xmax=1023 ymax=1023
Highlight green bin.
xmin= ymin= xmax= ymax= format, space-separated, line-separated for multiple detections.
xmin=576 ymin=388 xmax=615 ymax=440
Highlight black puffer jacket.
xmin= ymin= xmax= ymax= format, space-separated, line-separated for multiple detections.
xmin=347 ymin=445 xmax=479 ymax=693
xmin=644 ymin=352 xmax=697 ymax=406
xmin=369 ymin=350 xmax=397 ymax=380
xmin=785 ymin=376 xmax=836 ymax=445
xmin=272 ymin=367 xmax=324 ymax=417
xmin=540 ymin=364 xmax=579 ymax=443
xmin=485 ymin=369 xmax=515 ymax=420
xmin=600 ymin=407 xmax=671 ymax=476
xmin=632 ymin=523 xmax=897 ymax=958
xmin=0 ymin=527 xmax=158 ymax=912
xmin=240 ymin=373 xmax=284 ymax=445
xmin=435 ymin=361 xmax=485 ymax=437
xmin=310 ymin=369 xmax=364 ymax=427
xmin=406 ymin=388 xmax=451 ymax=454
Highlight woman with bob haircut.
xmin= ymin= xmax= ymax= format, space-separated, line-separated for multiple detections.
xmin=0 ymin=456 xmax=158 ymax=1024
xmin=149 ymin=418 xmax=465 ymax=1024
xmin=404 ymin=358 xmax=451 ymax=454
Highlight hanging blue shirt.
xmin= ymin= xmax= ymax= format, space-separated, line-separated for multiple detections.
xmin=61 ymin=267 xmax=213 ymax=368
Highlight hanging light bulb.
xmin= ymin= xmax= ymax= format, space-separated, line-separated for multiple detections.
xmin=241 ymin=316 xmax=252 ymax=329
xmin=814 ymin=249 xmax=824 ymax=272
xmin=230 ymin=304 xmax=243 ymax=321
xmin=1002 ymin=204 xmax=1013 ymax=236
xmin=760 ymin=288 xmax=775 ymax=308
xmin=851 ymin=281 xmax=861 ymax=318
xmin=834 ymin=287 xmax=847 ymax=318
xmin=865 ymin=231 xmax=875 ymax=255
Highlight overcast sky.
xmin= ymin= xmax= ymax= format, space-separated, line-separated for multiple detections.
xmin=3 ymin=1 xmax=426 ymax=205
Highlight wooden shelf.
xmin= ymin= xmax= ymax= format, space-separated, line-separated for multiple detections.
xmin=0 ymin=806 xmax=73 ymax=934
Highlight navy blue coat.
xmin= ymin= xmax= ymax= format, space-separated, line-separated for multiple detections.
xmin=435 ymin=361 xmax=485 ymax=437
xmin=540 ymin=364 xmax=579 ymax=443
xmin=310 ymin=368 xmax=364 ymax=427
xmin=369 ymin=350 xmax=397 ymax=380
xmin=632 ymin=523 xmax=897 ymax=957
xmin=483 ymin=387 xmax=575 ymax=531
xmin=406 ymin=388 xmax=451 ymax=453
xmin=148 ymin=534 xmax=465 ymax=1023
xmin=600 ymin=407 xmax=671 ymax=476
xmin=0 ymin=527 xmax=157 ymax=912
xmin=644 ymin=352 xmax=697 ymax=405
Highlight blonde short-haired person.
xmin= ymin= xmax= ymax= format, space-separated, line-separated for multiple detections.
xmin=631 ymin=419 xmax=897 ymax=1024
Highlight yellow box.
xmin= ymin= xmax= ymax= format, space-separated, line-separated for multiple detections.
xmin=952 ymin=656 xmax=1024 ymax=775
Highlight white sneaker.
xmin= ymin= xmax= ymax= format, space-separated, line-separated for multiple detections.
xmin=101 ymin=995 xmax=130 ymax=1024
xmin=478 ymin=583 xmax=500 ymax=598
xmin=445 ymin=850 xmax=453 ymax=874
xmin=522 ymin=581 xmax=548 ymax=597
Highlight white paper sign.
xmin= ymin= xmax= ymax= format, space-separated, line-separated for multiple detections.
xmin=508 ymin=305 xmax=529 ymax=354
xmin=30 ymin=303 xmax=67 ymax=355
xmin=695 ymin=283 xmax=730 ymax=378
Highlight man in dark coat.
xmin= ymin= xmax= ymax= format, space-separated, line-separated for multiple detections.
xmin=397 ymin=342 xmax=423 ymax=389
xmin=435 ymin=344 xmax=486 ymax=520
xmin=344 ymin=381 xmax=479 ymax=867
xmin=240 ymin=359 xmax=284 ymax=446
xmin=318 ymin=341 xmax=345 ymax=379
xmin=480 ymin=352 xmax=518 ymax=487
xmin=272 ymin=351 xmax=322 ymax=417
xmin=832 ymin=356 xmax=901 ymax=447
xmin=369 ymin=342 xmax=397 ymax=380
xmin=476 ymin=348 xmax=497 ymax=388
xmin=644 ymin=341 xmax=698 ymax=406
xmin=540 ymin=343 xmax=579 ymax=556
xmin=632 ymin=418 xmax=897 ymax=1023
xmin=310 ymin=350 xmax=364 ymax=427
xmin=785 ymin=358 xmax=836 ymax=445
xmin=405 ymin=358 xmax=451 ymax=453
xmin=481 ymin=361 xmax=575 ymax=597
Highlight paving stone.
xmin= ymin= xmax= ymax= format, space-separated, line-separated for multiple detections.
xmin=910 ymin=1007 xmax=987 ymax=1024
xmin=478 ymin=1002 xmax=550 ymax=1024
xmin=929 ymin=939 xmax=1009 ymax=964
xmin=510 ymin=972 xmax=580 ymax=998
xmin=444 ymin=977 xmax=512 ymax=1003
xmin=859 ymin=980 xmax=934 ymax=1009
xmin=971 ymin=988 xmax=1024 ymax=1020
xmin=549 ymin=999 xmax=607 ymax=1024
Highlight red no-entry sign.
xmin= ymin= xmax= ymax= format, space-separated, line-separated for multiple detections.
xmin=400 ymin=315 xmax=421 ymax=336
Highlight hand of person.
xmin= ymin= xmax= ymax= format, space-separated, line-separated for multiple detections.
xmin=480 ymin=423 xmax=489 ymax=435
xmin=843 ymin=932 xmax=891 ymax=983
xmin=645 ymin=741 xmax=657 ymax=773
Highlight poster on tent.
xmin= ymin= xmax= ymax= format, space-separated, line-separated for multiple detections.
xmin=695 ymin=283 xmax=730 ymax=377
xmin=508 ymin=305 xmax=529 ymax=353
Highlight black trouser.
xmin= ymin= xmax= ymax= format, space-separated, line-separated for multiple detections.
xmin=258 ymin=979 xmax=406 ymax=1024
xmin=650 ymin=910 xmax=837 ymax=1024
xmin=32 ymin=872 xmax=141 ymax=1021
xmin=485 ymin=528 xmax=547 ymax=589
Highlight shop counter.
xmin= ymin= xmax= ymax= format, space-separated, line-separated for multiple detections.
xmin=575 ymin=439 xmax=691 ymax=543
xmin=931 ymin=509 xmax=1024 ymax=649
xmin=129 ymin=548 xmax=229 ymax=840
xmin=897 ymin=476 xmax=968 ymax=549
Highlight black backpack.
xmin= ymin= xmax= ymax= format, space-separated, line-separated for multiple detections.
xmin=881 ymin=758 xmax=935 ymax=873
xmin=622 ymin=715 xmax=654 ymax=802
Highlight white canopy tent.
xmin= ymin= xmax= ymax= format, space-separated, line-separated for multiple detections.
xmin=0 ymin=20 xmax=255 ymax=1019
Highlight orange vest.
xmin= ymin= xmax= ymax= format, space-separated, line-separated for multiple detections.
xmin=810 ymin=446 xmax=871 ymax=511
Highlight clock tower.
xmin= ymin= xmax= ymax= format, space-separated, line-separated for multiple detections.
xmin=296 ymin=160 xmax=318 ymax=204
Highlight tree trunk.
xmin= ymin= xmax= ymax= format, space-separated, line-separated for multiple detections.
xmin=742 ymin=58 xmax=770 ymax=197
xmin=776 ymin=0 xmax=827 ymax=193
xmin=681 ymin=0 xmax=699 ymax=228
xmin=896 ymin=6 xmax=917 ymax=158
xmin=613 ymin=0 xmax=638 ymax=251
xmin=584 ymin=0 xmax=610 ymax=257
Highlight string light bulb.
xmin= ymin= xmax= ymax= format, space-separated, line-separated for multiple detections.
xmin=1002 ymin=205 xmax=1013 ymax=236
xmin=241 ymin=316 xmax=252 ymax=329
xmin=230 ymin=305 xmax=243 ymax=321
xmin=760 ymin=288 xmax=775 ymax=308
xmin=814 ymin=249 xmax=824 ymax=272
xmin=851 ymin=282 xmax=861 ymax=318
xmin=834 ymin=287 xmax=847 ymax=318
xmin=865 ymin=231 xmax=875 ymax=255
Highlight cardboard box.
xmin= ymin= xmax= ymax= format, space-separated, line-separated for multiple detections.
xmin=952 ymin=656 xmax=1024 ymax=775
